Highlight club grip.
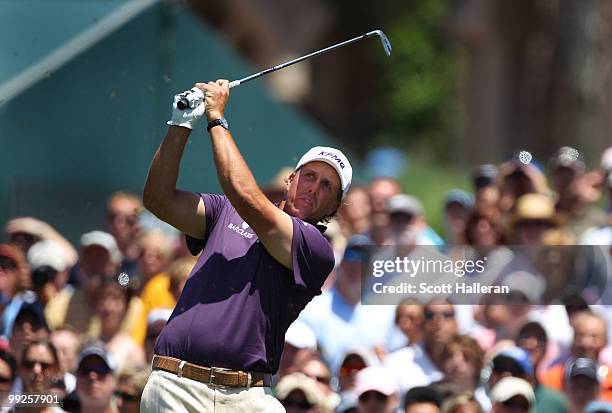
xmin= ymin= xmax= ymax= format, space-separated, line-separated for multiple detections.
xmin=177 ymin=98 xmax=189 ymax=110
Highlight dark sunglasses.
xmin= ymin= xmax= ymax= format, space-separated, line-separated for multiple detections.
xmin=359 ymin=391 xmax=388 ymax=403
xmin=115 ymin=391 xmax=139 ymax=402
xmin=107 ymin=213 xmax=138 ymax=225
xmin=424 ymin=310 xmax=455 ymax=320
xmin=282 ymin=398 xmax=313 ymax=409
xmin=502 ymin=399 xmax=530 ymax=410
xmin=22 ymin=359 xmax=54 ymax=371
xmin=78 ymin=364 xmax=111 ymax=377
xmin=0 ymin=376 xmax=13 ymax=384
xmin=0 ymin=257 xmax=16 ymax=270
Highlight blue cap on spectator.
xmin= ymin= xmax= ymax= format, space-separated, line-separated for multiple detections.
xmin=443 ymin=189 xmax=474 ymax=210
xmin=342 ymin=234 xmax=370 ymax=262
xmin=586 ymin=400 xmax=612 ymax=413
xmin=77 ymin=345 xmax=117 ymax=372
xmin=564 ymin=357 xmax=600 ymax=385
xmin=493 ymin=347 xmax=533 ymax=377
xmin=473 ymin=164 xmax=498 ymax=188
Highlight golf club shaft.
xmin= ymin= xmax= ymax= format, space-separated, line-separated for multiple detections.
xmin=229 ymin=31 xmax=380 ymax=88
xmin=177 ymin=31 xmax=385 ymax=110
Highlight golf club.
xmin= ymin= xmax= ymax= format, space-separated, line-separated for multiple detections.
xmin=177 ymin=29 xmax=392 ymax=110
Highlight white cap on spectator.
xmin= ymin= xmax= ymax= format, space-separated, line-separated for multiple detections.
xmin=354 ymin=366 xmax=398 ymax=398
xmin=147 ymin=308 xmax=173 ymax=327
xmin=27 ymin=240 xmax=68 ymax=272
xmin=285 ymin=320 xmax=317 ymax=350
xmin=80 ymin=230 xmax=122 ymax=264
xmin=491 ymin=377 xmax=535 ymax=404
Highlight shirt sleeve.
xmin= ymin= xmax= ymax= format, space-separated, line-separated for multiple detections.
xmin=290 ymin=218 xmax=335 ymax=295
xmin=185 ymin=193 xmax=228 ymax=256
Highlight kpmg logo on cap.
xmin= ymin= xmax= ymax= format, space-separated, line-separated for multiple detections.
xmin=319 ymin=151 xmax=345 ymax=169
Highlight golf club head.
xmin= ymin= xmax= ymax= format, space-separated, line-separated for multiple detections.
xmin=368 ymin=30 xmax=392 ymax=56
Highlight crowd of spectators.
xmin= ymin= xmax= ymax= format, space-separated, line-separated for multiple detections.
xmin=1 ymin=145 xmax=612 ymax=413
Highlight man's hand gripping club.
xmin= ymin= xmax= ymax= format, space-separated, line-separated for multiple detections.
xmin=166 ymin=80 xmax=230 ymax=130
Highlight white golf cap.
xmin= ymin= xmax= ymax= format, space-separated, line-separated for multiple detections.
xmin=491 ymin=377 xmax=535 ymax=405
xmin=295 ymin=146 xmax=352 ymax=196
xmin=285 ymin=320 xmax=317 ymax=350
xmin=27 ymin=240 xmax=68 ymax=272
xmin=80 ymin=230 xmax=122 ymax=264
xmin=354 ymin=366 xmax=398 ymax=397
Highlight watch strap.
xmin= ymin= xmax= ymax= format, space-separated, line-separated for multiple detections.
xmin=207 ymin=118 xmax=228 ymax=132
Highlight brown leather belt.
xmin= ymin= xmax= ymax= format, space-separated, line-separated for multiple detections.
xmin=152 ymin=355 xmax=272 ymax=388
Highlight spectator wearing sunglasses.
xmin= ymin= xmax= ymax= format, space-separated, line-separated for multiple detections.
xmin=275 ymin=372 xmax=333 ymax=413
xmin=491 ymin=377 xmax=535 ymax=413
xmin=115 ymin=364 xmax=149 ymax=413
xmin=105 ymin=192 xmax=142 ymax=280
xmin=0 ymin=244 xmax=31 ymax=339
xmin=354 ymin=366 xmax=399 ymax=413
xmin=385 ymin=299 xmax=456 ymax=400
xmin=18 ymin=339 xmax=60 ymax=393
xmin=75 ymin=345 xmax=118 ymax=413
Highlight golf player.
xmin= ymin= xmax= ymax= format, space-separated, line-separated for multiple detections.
xmin=140 ymin=79 xmax=352 ymax=412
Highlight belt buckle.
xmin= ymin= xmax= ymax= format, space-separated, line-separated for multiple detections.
xmin=208 ymin=367 xmax=216 ymax=385
xmin=177 ymin=360 xmax=186 ymax=378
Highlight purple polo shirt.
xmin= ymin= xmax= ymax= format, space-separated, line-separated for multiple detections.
xmin=154 ymin=194 xmax=334 ymax=374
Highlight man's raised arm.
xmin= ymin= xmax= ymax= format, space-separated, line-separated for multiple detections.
xmin=143 ymin=91 xmax=207 ymax=239
xmin=197 ymin=80 xmax=294 ymax=269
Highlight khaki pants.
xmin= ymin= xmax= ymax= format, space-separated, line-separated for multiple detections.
xmin=141 ymin=369 xmax=286 ymax=413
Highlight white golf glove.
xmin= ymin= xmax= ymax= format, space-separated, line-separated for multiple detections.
xmin=167 ymin=87 xmax=205 ymax=130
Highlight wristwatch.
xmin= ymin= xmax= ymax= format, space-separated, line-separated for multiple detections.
xmin=207 ymin=117 xmax=229 ymax=132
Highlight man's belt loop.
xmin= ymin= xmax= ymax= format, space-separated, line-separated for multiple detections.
xmin=247 ymin=372 xmax=252 ymax=389
xmin=209 ymin=367 xmax=216 ymax=385
xmin=177 ymin=360 xmax=186 ymax=378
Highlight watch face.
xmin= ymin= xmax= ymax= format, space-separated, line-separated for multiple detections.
xmin=221 ymin=118 xmax=228 ymax=129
